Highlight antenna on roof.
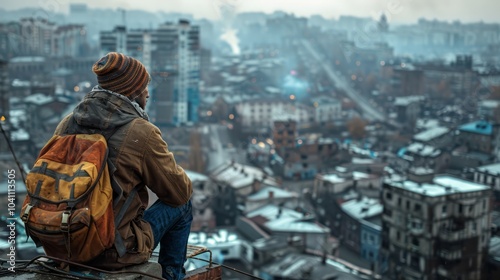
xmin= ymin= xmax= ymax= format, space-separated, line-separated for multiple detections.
xmin=118 ymin=8 xmax=126 ymax=28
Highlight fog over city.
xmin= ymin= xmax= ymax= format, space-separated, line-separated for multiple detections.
xmin=2 ymin=0 xmax=500 ymax=279
xmin=2 ymin=0 xmax=500 ymax=23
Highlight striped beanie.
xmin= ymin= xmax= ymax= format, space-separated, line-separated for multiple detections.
xmin=92 ymin=52 xmax=150 ymax=98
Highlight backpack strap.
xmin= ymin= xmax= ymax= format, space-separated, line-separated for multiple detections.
xmin=113 ymin=186 xmax=140 ymax=257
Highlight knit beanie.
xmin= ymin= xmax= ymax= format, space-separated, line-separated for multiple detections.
xmin=92 ymin=52 xmax=150 ymax=98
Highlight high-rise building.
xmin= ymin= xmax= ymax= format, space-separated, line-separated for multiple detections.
xmin=19 ymin=18 xmax=56 ymax=56
xmin=98 ymin=20 xmax=200 ymax=126
xmin=53 ymin=24 xmax=87 ymax=57
xmin=381 ymin=176 xmax=492 ymax=279
xmin=99 ymin=26 xmax=127 ymax=56
xmin=152 ymin=20 xmax=200 ymax=125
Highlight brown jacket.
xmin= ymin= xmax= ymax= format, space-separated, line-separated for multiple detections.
xmin=54 ymin=87 xmax=193 ymax=268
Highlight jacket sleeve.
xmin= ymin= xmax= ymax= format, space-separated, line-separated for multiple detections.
xmin=142 ymin=125 xmax=193 ymax=207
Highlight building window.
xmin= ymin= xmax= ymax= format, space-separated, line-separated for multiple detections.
xmin=442 ymin=205 xmax=447 ymax=214
xmin=383 ymin=208 xmax=392 ymax=217
xmin=411 ymin=237 xmax=419 ymax=247
xmin=414 ymin=203 xmax=421 ymax=212
xmin=385 ymin=192 xmax=392 ymax=200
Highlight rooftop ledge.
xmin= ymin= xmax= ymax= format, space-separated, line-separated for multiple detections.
xmin=2 ymin=245 xmax=221 ymax=280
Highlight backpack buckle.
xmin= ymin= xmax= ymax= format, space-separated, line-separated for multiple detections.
xmin=61 ymin=211 xmax=71 ymax=232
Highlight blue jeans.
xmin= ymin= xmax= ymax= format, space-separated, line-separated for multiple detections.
xmin=143 ymin=200 xmax=193 ymax=280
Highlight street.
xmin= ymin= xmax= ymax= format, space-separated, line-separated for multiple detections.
xmin=204 ymin=123 xmax=247 ymax=172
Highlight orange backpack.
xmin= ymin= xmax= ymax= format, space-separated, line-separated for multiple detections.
xmin=21 ymin=133 xmax=130 ymax=264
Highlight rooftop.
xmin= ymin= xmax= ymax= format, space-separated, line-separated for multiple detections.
xmin=413 ymin=126 xmax=449 ymax=142
xmin=260 ymin=253 xmax=363 ymax=280
xmin=394 ymin=95 xmax=425 ymax=106
xmin=476 ymin=162 xmax=500 ymax=175
xmin=341 ymin=197 xmax=383 ymax=221
xmin=246 ymin=186 xmax=298 ymax=201
xmin=388 ymin=175 xmax=489 ymax=197
xmin=479 ymin=99 xmax=500 ymax=109
xmin=405 ymin=142 xmax=441 ymax=158
xmin=185 ymin=170 xmax=209 ymax=182
xmin=459 ymin=120 xmax=493 ymax=136
xmin=246 ymin=204 xmax=329 ymax=234
xmin=210 ymin=161 xmax=278 ymax=189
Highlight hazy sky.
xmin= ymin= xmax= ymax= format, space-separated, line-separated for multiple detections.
xmin=3 ymin=0 xmax=500 ymax=24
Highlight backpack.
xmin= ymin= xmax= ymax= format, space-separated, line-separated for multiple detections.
xmin=21 ymin=133 xmax=133 ymax=264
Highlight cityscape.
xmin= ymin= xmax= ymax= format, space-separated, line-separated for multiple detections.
xmin=1 ymin=1 xmax=500 ymax=279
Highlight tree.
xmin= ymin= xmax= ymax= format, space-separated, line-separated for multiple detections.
xmin=347 ymin=117 xmax=367 ymax=139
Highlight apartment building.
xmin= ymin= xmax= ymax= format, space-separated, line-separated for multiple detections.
xmin=381 ymin=176 xmax=491 ymax=279
xmin=99 ymin=20 xmax=200 ymax=126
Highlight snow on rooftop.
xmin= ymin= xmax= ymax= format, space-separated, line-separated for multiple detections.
xmin=24 ymin=93 xmax=53 ymax=105
xmin=409 ymin=167 xmax=434 ymax=175
xmin=247 ymin=186 xmax=298 ymax=201
xmin=413 ymin=126 xmax=449 ymax=142
xmin=477 ymin=163 xmax=500 ymax=175
xmin=390 ymin=175 xmax=489 ymax=197
xmin=12 ymin=79 xmax=30 ymax=87
xmin=211 ymin=161 xmax=277 ymax=189
xmin=9 ymin=109 xmax=28 ymax=127
xmin=185 ymin=170 xmax=208 ymax=182
xmin=351 ymin=158 xmax=375 ymax=164
xmin=405 ymin=142 xmax=441 ymax=157
xmin=322 ymin=174 xmax=346 ymax=184
xmin=479 ymin=100 xmax=500 ymax=109
xmin=341 ymin=197 xmax=383 ymax=228
xmin=10 ymin=56 xmax=46 ymax=63
xmin=247 ymin=204 xmax=328 ymax=234
xmin=10 ymin=129 xmax=29 ymax=141
xmin=352 ymin=172 xmax=371 ymax=179
xmin=394 ymin=95 xmax=425 ymax=106
xmin=416 ymin=118 xmax=440 ymax=130
xmin=225 ymin=76 xmax=246 ymax=83
xmin=265 ymin=86 xmax=281 ymax=94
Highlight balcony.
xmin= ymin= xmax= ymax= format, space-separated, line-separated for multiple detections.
xmin=438 ymin=229 xmax=468 ymax=241
xmin=437 ymin=249 xmax=462 ymax=260
xmin=408 ymin=226 xmax=424 ymax=236
xmin=406 ymin=216 xmax=424 ymax=236
xmin=408 ymin=244 xmax=420 ymax=252
xmin=404 ymin=266 xmax=423 ymax=278
xmin=437 ymin=266 xmax=449 ymax=277
xmin=382 ymin=214 xmax=393 ymax=224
